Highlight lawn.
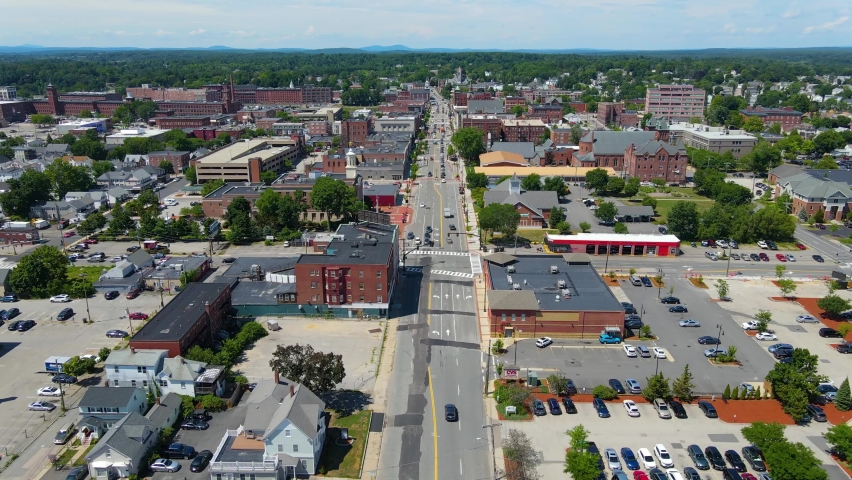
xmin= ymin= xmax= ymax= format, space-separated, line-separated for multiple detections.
xmin=318 ymin=410 xmax=371 ymax=478
xmin=653 ymin=198 xmax=714 ymax=223
xmin=68 ymin=266 xmax=106 ymax=284
xmin=514 ymin=229 xmax=557 ymax=245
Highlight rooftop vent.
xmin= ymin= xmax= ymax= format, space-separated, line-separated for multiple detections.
xmin=506 ymin=265 xmax=515 ymax=273
xmin=512 ymin=283 xmax=521 ymax=290
xmin=558 ymin=280 xmax=566 ymax=289
xmin=550 ymin=265 xmax=559 ymax=274
xmin=507 ymin=275 xmax=513 ymax=284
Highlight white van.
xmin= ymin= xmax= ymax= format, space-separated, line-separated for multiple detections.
xmin=629 ymin=275 xmax=642 ymax=286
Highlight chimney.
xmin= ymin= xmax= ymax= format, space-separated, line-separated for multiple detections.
xmin=274 ymin=370 xmax=280 ymax=385
xmin=180 ymin=357 xmax=185 ymax=364
xmin=156 ymin=396 xmax=161 ymax=405
xmin=130 ymin=347 xmax=136 ymax=354
xmin=290 ymin=384 xmax=295 ymax=397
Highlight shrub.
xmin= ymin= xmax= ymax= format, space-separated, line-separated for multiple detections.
xmin=732 ymin=386 xmax=740 ymax=400
xmin=98 ymin=347 xmax=112 ymax=362
xmin=198 ymin=394 xmax=227 ymax=412
xmin=723 ymin=384 xmax=731 ymax=400
xmin=592 ymin=385 xmax=618 ymax=400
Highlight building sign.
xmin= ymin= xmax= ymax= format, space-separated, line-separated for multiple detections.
xmin=504 ymin=368 xmax=519 ymax=380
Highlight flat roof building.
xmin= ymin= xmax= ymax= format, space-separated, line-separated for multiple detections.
xmin=105 ymin=128 xmax=169 ymax=146
xmin=195 ymin=138 xmax=300 ymax=183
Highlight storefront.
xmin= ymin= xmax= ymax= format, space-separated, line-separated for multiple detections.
xmin=545 ymin=233 xmax=681 ymax=257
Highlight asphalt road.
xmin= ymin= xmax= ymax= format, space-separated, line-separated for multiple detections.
xmin=379 ymin=95 xmax=489 ymax=480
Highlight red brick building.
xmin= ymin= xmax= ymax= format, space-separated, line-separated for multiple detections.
xmin=502 ymin=119 xmax=546 ymax=144
xmin=462 ymin=116 xmax=503 ymax=143
xmin=527 ymin=104 xmax=563 ymax=124
xmin=597 ymin=102 xmax=639 ymax=128
xmin=739 ymin=106 xmax=803 ymax=132
xmin=568 ymin=102 xmax=588 ymax=113
xmin=504 ymin=96 xmax=526 ymax=111
xmin=148 ymin=151 xmax=191 ymax=172
xmin=453 ymin=91 xmax=469 ymax=107
xmin=341 ymin=118 xmax=370 ymax=147
xmin=153 ymin=116 xmax=211 ymax=129
xmin=623 ymin=139 xmax=688 ymax=184
xmin=307 ymin=120 xmax=329 ymax=135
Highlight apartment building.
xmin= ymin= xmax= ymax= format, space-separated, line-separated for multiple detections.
xmin=645 ymin=84 xmax=706 ymax=122
xmin=502 ymin=118 xmax=547 ymax=144
xmin=739 ymin=106 xmax=803 ymax=132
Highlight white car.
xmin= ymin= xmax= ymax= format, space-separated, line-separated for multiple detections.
xmin=49 ymin=294 xmax=71 ymax=303
xmin=796 ymin=315 xmax=819 ymax=323
xmin=755 ymin=332 xmax=777 ymax=341
xmin=652 ymin=347 xmax=666 ymax=359
xmin=150 ymin=458 xmax=180 ymax=472
xmin=623 ymin=400 xmax=640 ymax=417
xmin=623 ymin=344 xmax=637 ymax=357
xmin=666 ymin=469 xmax=685 ymax=480
xmin=654 ymin=444 xmax=674 ymax=468
xmin=441 ymin=179 xmax=446 ymax=183
xmin=28 ymin=401 xmax=56 ymax=411
xmin=742 ymin=321 xmax=759 ymax=330
xmin=164 ymin=199 xmax=178 ymax=206
xmin=757 ymin=240 xmax=768 ymax=249
xmin=38 ymin=386 xmax=62 ymax=397
xmin=419 ymin=203 xmax=426 ymax=208
xmin=80 ymin=354 xmax=100 ymax=363
xmin=637 ymin=447 xmax=656 ymax=469
xmin=535 ymin=337 xmax=553 ymax=348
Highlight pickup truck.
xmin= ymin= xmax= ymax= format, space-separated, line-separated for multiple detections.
xmin=599 ymin=333 xmax=621 ymax=344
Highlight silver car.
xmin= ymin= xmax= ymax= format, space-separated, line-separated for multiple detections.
xmin=605 ymin=448 xmax=622 ymax=470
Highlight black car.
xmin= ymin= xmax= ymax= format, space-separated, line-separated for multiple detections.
xmin=660 ymin=296 xmax=680 ymax=304
xmin=564 ymin=379 xmax=577 ymax=395
xmin=444 ymin=404 xmax=458 ymax=421
xmin=222 ymin=257 xmax=236 ymax=264
xmin=181 ymin=419 xmax=210 ymax=430
xmin=704 ymin=446 xmax=726 ymax=470
xmin=669 ymin=305 xmax=688 ymax=313
xmin=126 ymin=245 xmax=141 ymax=253
xmin=52 ymin=373 xmax=77 ymax=384
xmin=698 ymin=336 xmax=720 ymax=345
xmin=561 ymin=397 xmax=577 ymax=414
xmin=64 ymin=466 xmax=88 ymax=480
xmin=807 ymin=404 xmax=827 ymax=422
xmin=608 ymin=379 xmax=625 ymax=394
xmin=838 ymin=343 xmax=852 ymax=354
xmin=773 ymin=347 xmax=794 ymax=359
xmin=585 ymin=442 xmax=604 ymax=469
xmin=813 ymin=254 xmax=825 ymax=262
xmin=592 ymin=398 xmax=610 ymax=418
xmin=625 ymin=318 xmax=643 ymax=329
xmin=162 ymin=443 xmax=196 ymax=459
xmin=669 ymin=400 xmax=687 ymax=419
xmin=547 ymin=398 xmax=561 ymax=415
xmin=698 ymin=401 xmax=718 ymax=418
xmin=17 ymin=319 xmax=36 ymax=331
xmin=190 ymin=450 xmax=213 ymax=473
xmin=106 ymin=329 xmax=129 ymax=338
xmin=621 ymin=302 xmax=637 ymax=314
xmin=104 ymin=291 xmax=120 ymax=300
xmin=741 ymin=446 xmax=766 ymax=471
xmin=7 ymin=320 xmax=22 ymax=331
xmin=648 ymin=468 xmax=667 ymax=480
xmin=724 ymin=450 xmax=747 ymax=472
xmin=0 ymin=294 xmax=19 ymax=302
xmin=750 ymin=253 xmax=761 ymax=261
xmin=57 ymin=308 xmax=74 ymax=321
xmin=682 ymin=466 xmax=701 ymax=480
xmin=820 ymin=328 xmax=843 ymax=338
xmin=687 ymin=444 xmax=709 ymax=470
xmin=640 ymin=276 xmax=652 ymax=287
xmin=1 ymin=308 xmax=20 ymax=320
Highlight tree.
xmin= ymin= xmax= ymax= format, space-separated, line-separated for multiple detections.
xmin=716 ymin=183 xmax=754 ymax=206
xmin=835 ymin=378 xmax=851 ymax=412
xmin=741 ymin=422 xmax=788 ymax=452
xmin=594 ymin=201 xmax=617 ymax=222
xmin=667 ymin=201 xmax=700 ymax=239
xmin=451 ymin=127 xmax=486 ymax=164
xmin=766 ymin=348 xmax=823 ymax=422
xmin=91 ymin=160 xmax=115 ymax=178
xmin=510 ymin=105 xmax=527 ymax=118
xmin=623 ymin=177 xmax=640 ymax=197
xmin=642 ymin=196 xmax=657 ymax=209
xmin=62 ymin=355 xmax=96 ymax=377
xmin=579 ymin=221 xmax=591 ymax=233
xmin=818 ymin=294 xmax=852 ymax=317
xmin=752 ymin=310 xmax=772 ymax=334
xmin=642 ymin=373 xmax=671 ymax=402
xmin=78 ymin=110 xmax=93 ymax=119
xmin=613 ymin=222 xmax=628 ymax=234
xmin=742 ymin=116 xmax=766 ymax=133
xmin=585 ymin=168 xmax=609 ymax=193
xmin=549 ymin=207 xmax=566 ymax=226
xmin=564 ymin=425 xmax=602 ymax=480
xmin=158 ymin=160 xmax=175 ymax=174
xmin=605 ymin=176 xmax=625 ymax=195
xmin=254 ymin=188 xmax=286 ymax=230
xmin=777 ymin=278 xmax=797 ymax=298
xmin=107 ymin=204 xmax=136 ymax=234
xmin=569 ymin=123 xmax=584 ymax=145
xmin=0 ymin=169 xmax=53 ymax=218
xmin=268 ymin=344 xmax=345 ymax=393
xmin=259 ymin=170 xmax=277 ymax=185
xmin=184 ymin=166 xmax=197 ymax=184
xmin=226 ymin=211 xmax=254 ymax=244
xmin=201 ymin=179 xmax=226 ymax=197
xmin=592 ymin=385 xmax=618 ymax=400
xmin=76 ymin=212 xmax=107 ymax=236
xmin=521 ymin=173 xmax=542 ymax=191
xmin=479 ymin=203 xmax=521 ymax=240
xmin=813 ymin=130 xmax=846 ymax=155
xmin=311 ymin=177 xmax=356 ymax=228
xmin=466 ymin=172 xmax=489 ymax=189
xmin=98 ymin=347 xmax=111 ymax=363
xmin=715 ymin=279 xmax=729 ymax=300
xmin=825 ymin=423 xmax=852 ymax=460
xmin=672 ymin=364 xmax=695 ymax=402
xmin=31 ymin=114 xmax=56 ymax=127
xmin=763 ymin=440 xmax=828 ymax=480
xmin=8 ymin=245 xmax=69 ymax=298
xmin=504 ymin=429 xmax=541 ymax=480
xmin=815 ymin=156 xmax=839 ymax=169
xmin=546 ymin=373 xmax=569 ymax=395
xmin=542 ymin=176 xmax=567 ymax=197
xmin=44 ymin=158 xmax=94 ymax=199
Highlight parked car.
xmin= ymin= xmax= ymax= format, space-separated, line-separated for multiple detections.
xmin=750 ymin=253 xmax=761 ymax=261
xmin=561 ymin=397 xmax=577 ymax=413
xmin=28 ymin=401 xmax=56 ymax=411
xmin=687 ymin=444 xmax=709 ymax=470
xmin=150 ymin=458 xmax=181 ymax=472
xmin=623 ymin=344 xmax=637 ymax=357
xmin=725 ymin=450 xmax=747 ymax=472
xmin=698 ymin=401 xmax=718 ymax=418
xmin=637 ymin=448 xmax=657 ymax=469
xmin=52 ymin=373 xmax=77 ymax=384
xmin=704 ymin=347 xmax=725 ymax=357
xmin=652 ymin=347 xmax=666 ymax=359
xmin=0 ymin=308 xmax=20 ymax=320
xmin=621 ymin=447 xmax=640 ymax=470
xmin=768 ymin=343 xmax=793 ymax=353
xmin=623 ymin=400 xmax=640 ymax=417
xmin=50 ymin=294 xmax=71 ymax=303
xmin=17 ymin=319 xmax=36 ymax=331
xmin=606 ymin=448 xmax=623 ymax=470
xmin=564 ymin=379 xmax=577 ymax=395
xmin=38 ymin=386 xmax=62 ymax=396
xmin=683 ymin=467 xmax=702 ymax=480
xmin=180 ymin=419 xmax=210 ymax=430
xmin=128 ymin=312 xmax=148 ymax=320
xmin=592 ymin=398 xmax=610 ymax=418
xmin=660 ymin=296 xmax=680 ymax=304
xmin=669 ymin=305 xmax=688 ymax=313
xmin=759 ymin=253 xmax=770 ymax=261
xmin=775 ymin=254 xmax=787 ymax=262
xmin=806 ymin=404 xmax=827 ymax=422
xmin=609 ymin=379 xmax=626 ymax=394
xmin=698 ymin=336 xmax=720 ymax=345
xmin=190 ymin=450 xmax=214 ymax=473
xmin=64 ymin=466 xmax=88 ymax=480
xmin=679 ymin=319 xmax=700 ymax=327
xmin=161 ymin=443 xmax=196 ymax=459
xmin=669 ymin=400 xmax=687 ymax=418
xmin=56 ymin=308 xmax=74 ymax=321
xmin=535 ymin=337 xmax=553 ymax=348
xmin=625 ymin=378 xmax=642 ymax=394
xmin=704 ymin=446 xmax=726 ymax=470
xmin=547 ymin=398 xmax=561 ymax=415
xmin=641 ymin=276 xmax=652 ymax=287
xmin=104 ymin=290 xmax=120 ymax=300
xmin=819 ymin=328 xmax=843 ymax=338
xmin=654 ymin=444 xmax=674 ymax=468
xmin=755 ymin=332 xmax=777 ymax=341
xmin=636 ymin=346 xmax=651 ymax=358
xmin=796 ymin=314 xmax=819 ymax=323
xmin=126 ymin=290 xmax=140 ymax=299
xmin=532 ymin=399 xmax=547 ymax=416
xmin=106 ymin=329 xmax=129 ymax=338
xmin=786 ymin=254 xmax=796 ymax=262
xmin=741 ymin=446 xmax=766 ymax=472
xmin=1 ymin=294 xmax=19 ymax=302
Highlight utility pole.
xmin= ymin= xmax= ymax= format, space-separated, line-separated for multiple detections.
xmin=484 ymin=339 xmax=492 ymax=395
xmin=482 ymin=423 xmax=502 ymax=480
xmin=55 ymin=360 xmax=65 ymax=411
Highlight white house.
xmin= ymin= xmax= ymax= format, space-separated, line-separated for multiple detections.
xmin=86 ymin=412 xmax=155 ymax=479
xmin=78 ymin=387 xmax=148 ymax=422
xmin=209 ymin=375 xmax=326 ymax=478
xmin=156 ymin=356 xmax=207 ymax=397
xmin=105 ymin=348 xmax=167 ymax=389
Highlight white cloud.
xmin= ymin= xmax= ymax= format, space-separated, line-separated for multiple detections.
xmin=188 ymin=28 xmax=206 ymax=36
xmin=723 ymin=23 xmax=737 ymax=33
xmin=803 ymin=16 xmax=848 ymax=33
xmin=745 ymin=25 xmax=776 ymax=34
xmin=305 ymin=25 xmax=315 ymax=36
xmin=782 ymin=9 xmax=800 ymax=18
xmin=154 ymin=30 xmax=176 ymax=36
xmin=103 ymin=30 xmax=143 ymax=37
xmin=228 ymin=30 xmax=254 ymax=37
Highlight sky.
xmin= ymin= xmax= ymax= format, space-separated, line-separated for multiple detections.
xmin=2 ymin=0 xmax=851 ymax=50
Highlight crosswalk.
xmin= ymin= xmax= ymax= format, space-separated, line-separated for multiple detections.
xmin=408 ymin=250 xmax=470 ymax=257
xmin=469 ymin=254 xmax=482 ymax=275
xmin=0 ymin=257 xmax=17 ymax=269
xmin=430 ymin=270 xmax=475 ymax=279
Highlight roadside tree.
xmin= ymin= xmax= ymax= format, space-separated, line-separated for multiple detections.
xmin=504 ymin=429 xmax=541 ymax=480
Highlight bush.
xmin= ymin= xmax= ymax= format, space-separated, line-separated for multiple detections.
xmin=98 ymin=347 xmax=112 ymax=362
xmin=723 ymin=384 xmax=731 ymax=400
xmin=198 ymin=394 xmax=227 ymax=412
xmin=732 ymin=386 xmax=740 ymax=400
xmin=592 ymin=385 xmax=618 ymax=400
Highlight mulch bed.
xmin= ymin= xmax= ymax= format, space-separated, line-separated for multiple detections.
xmin=706 ymin=399 xmax=796 ymax=425
xmin=602 ymin=276 xmax=621 ymax=286
xmin=769 ymin=296 xmax=798 ymax=302
xmin=823 ymin=403 xmax=852 ymax=425
xmin=688 ymin=278 xmax=709 ymax=289
xmin=776 ymin=297 xmax=851 ymax=341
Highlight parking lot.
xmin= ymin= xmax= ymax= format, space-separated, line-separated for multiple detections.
xmin=561 ymin=189 xmax=661 ymax=236
xmin=0 ymin=290 xmax=171 ymax=462
xmin=237 ymin=317 xmax=385 ymax=394
xmin=507 ymin=276 xmax=778 ymax=395
xmin=503 ymin=400 xmax=846 ymax=480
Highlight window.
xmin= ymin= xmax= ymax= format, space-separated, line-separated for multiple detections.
xmin=347 ymin=295 xmax=352 ymax=302
xmin=347 ymin=282 xmax=351 ymax=289
xmin=359 ymin=283 xmax=365 ymax=290
xmin=330 ymin=270 xmax=336 ymax=278
xmin=137 ymin=366 xmax=147 ymax=373
xmin=142 ymin=380 xmax=148 ymax=387
xmin=377 ymin=283 xmax=382 ymax=291
xmin=285 ymin=429 xmax=291 ymax=437
xmin=359 ymin=270 xmax=364 ymax=277
xmin=331 ymin=295 xmax=337 ymax=302
xmin=301 ymin=460 xmax=308 ymax=470
xmin=131 ymin=380 xmax=137 ymax=387
xmin=376 ymin=271 xmax=382 ymax=278
xmin=310 ymin=282 xmax=317 ymax=289
xmin=181 ymin=382 xmax=186 ymax=389
xmin=160 ymin=380 xmax=168 ymax=387
xmin=105 ymin=449 xmax=111 ymax=459
xmin=502 ymin=313 xmax=507 ymax=321
xmin=113 ymin=380 xmax=119 ymax=386
xmin=377 ymin=296 xmax=382 ymax=303
xmin=278 ymin=443 xmax=283 ymax=452
xmin=360 ymin=295 xmax=365 ymax=302
xmin=293 ymin=444 xmax=299 ymax=453
xmin=521 ymin=314 xmax=526 ymax=322
xmin=113 ymin=366 xmax=119 ymax=373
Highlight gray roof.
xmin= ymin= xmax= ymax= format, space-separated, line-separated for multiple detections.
xmin=160 ymin=356 xmax=206 ymax=381
xmin=297 ymin=222 xmax=397 ymax=266
xmin=244 ymin=378 xmax=325 ymax=439
xmin=468 ymin=99 xmax=504 ymax=114
xmin=483 ymin=190 xmax=559 ymax=216
xmin=782 ymin=173 xmax=852 ymax=200
xmin=105 ymin=348 xmax=167 ymax=367
xmin=562 ymin=253 xmax=593 ymax=264
xmin=131 ymin=283 xmax=231 ymax=343
xmin=87 ymin=412 xmax=151 ymax=462
xmin=108 ymin=186 xmax=131 ymax=198
xmin=769 ymin=164 xmax=804 ymax=180
xmin=487 ymin=290 xmax=539 ymax=310
xmin=145 ymin=392 xmax=181 ymax=427
xmin=231 ymin=281 xmax=295 ymax=306
xmin=631 ymin=140 xmax=683 ymax=156
xmin=144 ymin=256 xmax=209 ymax=281
xmin=483 ymin=252 xmax=518 ymax=266
xmin=79 ymin=387 xmax=146 ymax=408
xmin=616 ymin=205 xmax=655 ymax=217
xmin=490 ymin=142 xmax=537 ymax=160
xmin=221 ymin=257 xmax=298 ymax=279
xmin=486 ymin=255 xmax=623 ymax=312
xmin=363 ymin=183 xmax=399 ymax=197
xmin=126 ymin=250 xmax=153 ymax=268
xmin=580 ymin=131 xmax=656 ymax=155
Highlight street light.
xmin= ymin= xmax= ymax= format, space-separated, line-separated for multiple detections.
xmin=78 ymin=274 xmax=92 ymax=323
xmin=715 ymin=324 xmax=725 ymax=359
xmin=513 ymin=330 xmax=522 ymax=366
xmin=725 ymin=238 xmax=734 ymax=276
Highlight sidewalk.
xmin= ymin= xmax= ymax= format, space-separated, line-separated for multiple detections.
xmin=359 ymin=314 xmax=398 ymax=479
xmin=34 ymin=439 xmax=90 ymax=480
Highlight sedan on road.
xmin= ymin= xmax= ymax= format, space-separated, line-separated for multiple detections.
xmin=28 ymin=401 xmax=56 ymax=411
xmin=679 ymin=319 xmax=700 ymax=327
xmin=150 ymin=459 xmax=180 ymax=473
xmin=775 ymin=254 xmax=787 ymax=262
xmin=106 ymin=329 xmax=129 ymax=338
xmin=755 ymin=332 xmax=777 ymax=341
xmin=750 ymin=253 xmax=761 ymax=261
xmin=623 ymin=400 xmax=640 ymax=417
xmin=813 ymin=255 xmax=825 ymax=262
xmin=796 ymin=243 xmax=807 ymax=250
xmin=50 ymin=294 xmax=71 ymax=303
xmin=768 ymin=343 xmax=793 ymax=353
xmin=669 ymin=305 xmax=688 ymax=313
xmin=759 ymin=253 xmax=770 ymax=261
xmin=660 ymin=296 xmax=680 ymax=304
xmin=786 ymin=254 xmax=796 ymax=262
xmin=535 ymin=337 xmax=553 ymax=348
xmin=698 ymin=336 xmax=720 ymax=345
xmin=104 ymin=290 xmax=120 ymax=300
xmin=796 ymin=314 xmax=819 ymax=323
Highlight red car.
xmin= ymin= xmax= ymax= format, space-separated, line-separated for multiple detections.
xmin=126 ymin=290 xmax=140 ymax=299
xmin=795 ymin=243 xmax=807 ymax=250
xmin=83 ymin=238 xmax=98 ymax=245
xmin=128 ymin=312 xmax=148 ymax=320
xmin=759 ymin=253 xmax=770 ymax=261
xmin=633 ymin=472 xmax=649 ymax=480
xmin=776 ymin=253 xmax=787 ymax=262
xmin=62 ymin=230 xmax=76 ymax=238
xmin=741 ymin=474 xmax=757 ymax=480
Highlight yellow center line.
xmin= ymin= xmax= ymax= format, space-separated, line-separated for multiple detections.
xmin=427 ymin=365 xmax=439 ymax=480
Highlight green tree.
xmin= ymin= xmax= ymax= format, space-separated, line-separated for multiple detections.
xmin=504 ymin=429 xmax=541 ymax=480
xmin=44 ymin=158 xmax=94 ymax=199
xmin=78 ymin=110 xmax=93 ymax=119
xmin=825 ymin=423 xmax=852 ymax=460
xmin=622 ymin=177 xmax=640 ymax=197
xmin=0 ymin=169 xmax=53 ymax=218
xmin=569 ymin=123 xmax=584 ymax=144
xmin=549 ymin=207 xmax=566 ymax=226
xmin=813 ymin=130 xmax=846 ymax=155
xmin=564 ymin=425 xmax=600 ymax=480
xmin=69 ymin=138 xmax=107 ymax=160
xmin=555 ymin=221 xmax=571 ymax=234
xmin=184 ymin=166 xmax=197 ymax=184
xmin=510 ymin=105 xmax=526 ymax=117
xmin=642 ymin=196 xmax=657 ymax=209
xmin=450 ymin=127 xmax=486 ymax=164
xmin=742 ymin=116 xmax=765 ymax=133
xmin=815 ymin=156 xmax=839 ymax=169
xmin=741 ymin=422 xmax=787 ymax=451
xmin=642 ymin=373 xmax=672 ymax=402
xmin=594 ymin=201 xmax=617 ymax=222
xmin=479 ymin=203 xmax=521 ymax=240
xmin=76 ymin=212 xmax=107 ymax=236
xmin=667 ymin=201 xmax=700 ymax=239
xmin=579 ymin=221 xmax=591 ymax=233
xmin=777 ymin=278 xmax=797 ymax=298
xmin=31 ymin=114 xmax=56 ymax=126
xmin=605 ymin=176 xmax=625 ymax=195
xmin=764 ymin=440 xmax=828 ymax=480
xmin=8 ymin=245 xmax=69 ymax=298
xmin=766 ymin=348 xmax=823 ymax=422
xmin=254 ymin=188 xmax=286 ymax=230
xmin=818 ymin=294 xmax=852 ymax=317
xmin=715 ymin=279 xmax=729 ymax=300
xmin=592 ymin=385 xmax=618 ymax=400
xmin=268 ymin=343 xmax=345 ymax=393
xmin=466 ymin=172 xmax=489 ymax=189
xmin=542 ymin=176 xmax=567 ymax=197
xmin=584 ymin=168 xmax=609 ymax=193
xmin=613 ymin=222 xmax=628 ymax=234
xmin=672 ymin=364 xmax=695 ymax=402
xmin=755 ymin=310 xmax=773 ymax=333
xmin=201 ymin=179 xmax=226 ymax=197
xmin=521 ymin=173 xmax=542 ymax=191
xmin=311 ymin=176 xmax=356 ymax=228
xmin=723 ymin=384 xmax=732 ymax=400
xmin=98 ymin=347 xmax=111 ymax=363
xmin=91 ymin=160 xmax=115 ymax=178
xmin=835 ymin=378 xmax=851 ymax=412
xmin=62 ymin=355 xmax=96 ymax=377
xmin=259 ymin=170 xmax=277 ymax=185
xmin=226 ymin=211 xmax=254 ymax=244
xmin=158 ymin=160 xmax=175 ymax=175
xmin=107 ymin=204 xmax=136 ymax=234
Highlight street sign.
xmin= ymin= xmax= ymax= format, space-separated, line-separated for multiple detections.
xmin=504 ymin=368 xmax=519 ymax=380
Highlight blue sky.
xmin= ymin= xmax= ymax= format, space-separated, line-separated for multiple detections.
xmin=3 ymin=0 xmax=851 ymax=50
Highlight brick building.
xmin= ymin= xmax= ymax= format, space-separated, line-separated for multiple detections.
xmin=776 ymin=173 xmax=852 ymax=222
xmin=453 ymin=91 xmax=469 ymax=107
xmin=462 ymin=116 xmax=503 ymax=143
xmin=341 ymin=118 xmax=371 ymax=147
xmin=147 ymin=151 xmax=191 ymax=172
xmin=307 ymin=120 xmax=329 ymax=135
xmin=126 ymin=86 xmax=211 ymax=102
xmin=739 ymin=106 xmax=803 ymax=132
xmin=573 ymin=131 xmax=657 ymax=171
xmin=597 ymin=102 xmax=639 ymax=128
xmin=502 ymin=118 xmax=547 ymax=144
xmin=623 ymin=139 xmax=688 ymax=184
xmin=194 ymin=139 xmax=300 ymax=183
xmin=550 ymin=127 xmax=578 ymax=145
xmin=504 ymin=96 xmax=527 ymax=111
xmin=645 ymin=84 xmax=706 ymax=122
xmin=153 ymin=116 xmax=211 ymax=129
